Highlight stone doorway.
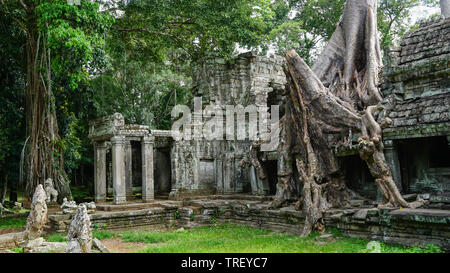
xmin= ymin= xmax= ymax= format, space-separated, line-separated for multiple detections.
xmin=128 ymin=141 xmax=142 ymax=199
xmin=340 ymin=155 xmax=377 ymax=200
xmin=154 ymin=148 xmax=172 ymax=196
xmin=397 ymin=136 xmax=450 ymax=195
xmin=263 ymin=160 xmax=278 ymax=196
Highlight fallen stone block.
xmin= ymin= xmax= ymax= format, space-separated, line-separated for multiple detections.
xmin=21 ymin=237 xmax=44 ymax=250
xmin=352 ymin=209 xmax=369 ymax=220
xmin=0 ymin=232 xmax=24 ymax=250
xmin=27 ymin=241 xmax=67 ymax=253
xmin=92 ymin=238 xmax=111 ymax=253
xmin=349 ymin=200 xmax=365 ymax=207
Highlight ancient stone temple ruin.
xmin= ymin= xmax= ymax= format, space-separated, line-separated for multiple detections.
xmin=88 ymin=25 xmax=450 ymax=203
xmin=171 ymin=52 xmax=286 ymax=198
xmin=89 ymin=114 xmax=153 ymax=203
xmin=382 ymin=18 xmax=450 ymax=201
xmin=88 ymin=52 xmax=287 ymax=202
xmin=75 ymin=19 xmax=450 ymax=250
xmin=337 ymin=18 xmax=450 ymax=202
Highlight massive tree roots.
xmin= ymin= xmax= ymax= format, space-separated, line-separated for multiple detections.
xmin=358 ymin=106 xmax=424 ymax=209
xmin=24 ymin=29 xmax=72 ymax=200
xmin=265 ymin=0 xmax=424 ymax=235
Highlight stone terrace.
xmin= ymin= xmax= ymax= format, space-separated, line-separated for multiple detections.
xmin=47 ymin=197 xmax=450 ymax=251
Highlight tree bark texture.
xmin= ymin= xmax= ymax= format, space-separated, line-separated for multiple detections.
xmin=23 ymin=8 xmax=71 ymax=200
xmin=442 ymin=0 xmax=450 ymax=19
xmin=271 ymin=0 xmax=424 ymax=234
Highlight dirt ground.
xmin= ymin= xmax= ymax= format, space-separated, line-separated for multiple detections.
xmin=101 ymin=239 xmax=148 ymax=253
xmin=0 ymin=227 xmax=23 ymax=235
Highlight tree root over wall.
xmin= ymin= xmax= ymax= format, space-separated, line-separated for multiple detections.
xmin=267 ymin=0 xmax=424 ymax=235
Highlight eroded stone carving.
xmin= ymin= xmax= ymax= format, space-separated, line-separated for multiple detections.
xmin=19 ymin=184 xmax=48 ymax=252
xmin=61 ymin=198 xmax=96 ymax=214
xmin=44 ymin=178 xmax=58 ymax=203
xmin=61 ymin=197 xmax=77 ymax=214
xmin=24 ymin=184 xmax=48 ymax=240
xmin=67 ymin=204 xmax=92 ymax=253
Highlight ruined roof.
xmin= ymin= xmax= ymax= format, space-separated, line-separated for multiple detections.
xmin=382 ymin=18 xmax=450 ymax=140
xmin=384 ymin=18 xmax=450 ymax=95
xmin=383 ymin=93 xmax=450 ymax=140
xmin=398 ymin=18 xmax=450 ymax=67
xmin=387 ymin=93 xmax=449 ymax=126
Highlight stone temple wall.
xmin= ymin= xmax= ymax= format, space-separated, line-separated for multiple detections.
xmin=170 ymin=52 xmax=286 ymax=198
xmin=47 ymin=198 xmax=450 ymax=250
xmin=192 ymin=51 xmax=286 ymax=107
xmin=379 ymin=17 xmax=450 ymax=199
xmin=383 ymin=18 xmax=450 ymax=100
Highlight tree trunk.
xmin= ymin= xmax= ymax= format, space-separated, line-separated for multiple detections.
xmin=312 ymin=0 xmax=382 ymax=109
xmin=442 ymin=0 xmax=450 ymax=19
xmin=0 ymin=175 xmax=7 ymax=204
xmin=269 ymin=114 xmax=297 ymax=209
xmin=24 ymin=13 xmax=71 ymax=201
xmin=277 ymin=0 xmax=423 ymax=235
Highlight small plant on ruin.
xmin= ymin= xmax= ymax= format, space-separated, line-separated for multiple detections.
xmin=173 ymin=210 xmax=180 ymax=220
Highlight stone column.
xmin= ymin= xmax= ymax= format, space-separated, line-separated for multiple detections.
xmin=94 ymin=141 xmax=107 ymax=202
xmin=223 ymin=154 xmax=234 ymax=193
xmin=249 ymin=166 xmax=259 ymax=195
xmin=125 ymin=140 xmax=133 ymax=200
xmin=142 ymin=136 xmax=155 ymax=202
xmin=215 ymin=158 xmax=224 ymax=194
xmin=383 ymin=139 xmax=403 ymax=193
xmin=111 ymin=136 xmax=126 ymax=204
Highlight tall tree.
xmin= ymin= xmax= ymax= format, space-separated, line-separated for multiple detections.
xmin=377 ymin=0 xmax=422 ymax=49
xmin=269 ymin=0 xmax=425 ymax=235
xmin=0 ymin=0 xmax=112 ymax=199
xmin=93 ymin=0 xmax=276 ymax=127
xmin=267 ymin=0 xmax=345 ymax=65
xmin=109 ymin=0 xmax=274 ymax=62
xmin=268 ymin=0 xmax=432 ymax=65
xmin=0 ymin=10 xmax=26 ymax=202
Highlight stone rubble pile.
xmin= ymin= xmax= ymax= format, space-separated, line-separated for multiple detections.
xmin=44 ymin=178 xmax=58 ymax=203
xmin=61 ymin=198 xmax=96 ymax=214
xmin=0 ymin=183 xmax=108 ymax=253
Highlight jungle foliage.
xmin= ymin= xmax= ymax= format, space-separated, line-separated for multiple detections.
xmin=0 ymin=0 xmax=438 ymax=198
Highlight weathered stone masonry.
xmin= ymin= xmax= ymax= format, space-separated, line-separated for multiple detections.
xmin=77 ymin=19 xmax=450 ymax=250
xmin=170 ymin=52 xmax=287 ymax=198
xmin=336 ymin=18 xmax=450 ymax=200
xmin=47 ymin=197 xmax=450 ymax=250
xmin=380 ymin=18 xmax=450 ymax=200
xmin=89 ymin=114 xmax=156 ymax=204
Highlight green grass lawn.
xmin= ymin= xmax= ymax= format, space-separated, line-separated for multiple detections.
xmin=44 ymin=224 xmax=443 ymax=253
xmin=0 ymin=215 xmax=27 ymax=229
